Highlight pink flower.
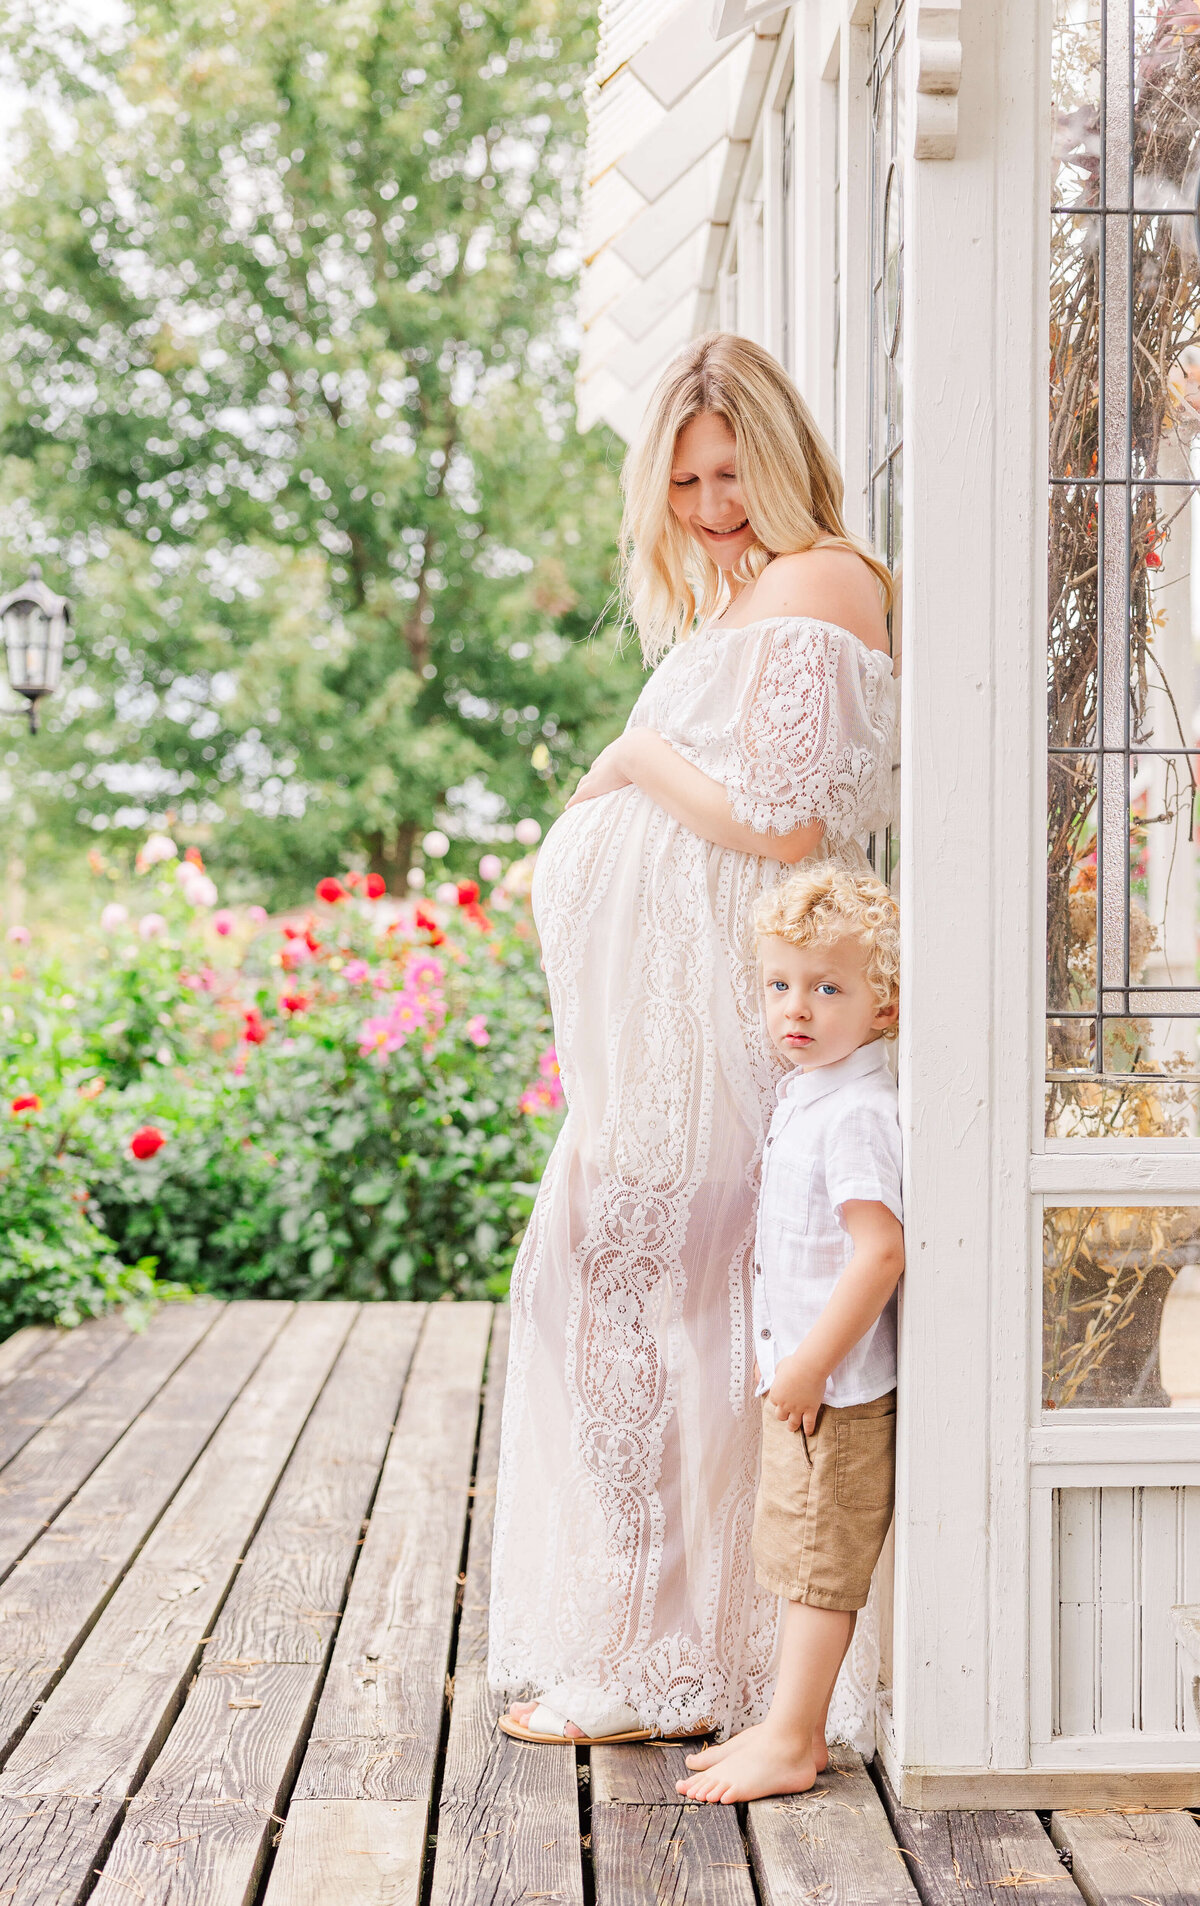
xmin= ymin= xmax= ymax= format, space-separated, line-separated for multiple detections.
xmin=136 ymin=833 xmax=177 ymax=873
xmin=479 ymin=854 xmax=503 ymax=882
xmin=515 ymin=817 xmax=542 ymax=845
xmin=246 ymin=905 xmax=268 ymax=929
xmin=465 ymin=1014 xmax=490 ymax=1048
xmin=404 ymin=953 xmax=445 ymax=993
xmin=100 ymin=904 xmax=128 ymax=932
xmin=232 ymin=1053 xmax=248 ymax=1077
xmin=212 ymin=910 xmax=236 ymax=937
xmin=5 ymin=924 xmax=30 ymax=946
xmin=342 ymin=959 xmax=372 ymax=983
xmin=519 ymin=1077 xmax=564 ymax=1116
xmin=537 ymin=1046 xmax=560 ymax=1081
xmin=138 ymin=913 xmax=167 ymax=940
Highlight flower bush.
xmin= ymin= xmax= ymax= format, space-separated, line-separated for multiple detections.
xmin=0 ymin=841 xmax=563 ymax=1321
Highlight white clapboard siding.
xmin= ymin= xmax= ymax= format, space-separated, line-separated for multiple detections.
xmin=1054 ymin=1486 xmax=1200 ymax=1739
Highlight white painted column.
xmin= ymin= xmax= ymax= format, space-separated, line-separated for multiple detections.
xmin=890 ymin=0 xmax=1049 ymax=1794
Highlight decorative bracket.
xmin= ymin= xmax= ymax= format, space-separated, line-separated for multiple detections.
xmin=913 ymin=0 xmax=963 ymax=161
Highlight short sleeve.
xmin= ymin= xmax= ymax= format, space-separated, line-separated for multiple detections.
xmin=726 ymin=620 xmax=897 ymax=840
xmin=823 ymin=1097 xmax=903 ymax=1226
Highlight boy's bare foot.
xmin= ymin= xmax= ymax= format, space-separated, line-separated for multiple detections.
xmin=682 ymin=1724 xmax=827 ymax=1779
xmin=675 ymin=1731 xmax=819 ymax=1803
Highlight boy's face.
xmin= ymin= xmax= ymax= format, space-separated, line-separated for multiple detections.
xmin=760 ymin=932 xmax=898 ymax=1070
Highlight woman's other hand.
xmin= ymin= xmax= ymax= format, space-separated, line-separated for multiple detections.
xmin=565 ymin=738 xmax=634 ymax=807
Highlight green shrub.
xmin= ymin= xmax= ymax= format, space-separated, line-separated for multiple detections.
xmin=1 ymin=846 xmax=561 ymax=1316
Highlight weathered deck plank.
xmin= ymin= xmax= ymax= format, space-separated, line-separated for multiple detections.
xmin=1050 ymin=1806 xmax=1200 ymax=1906
xmin=90 ymin=1302 xmax=423 ymax=1906
xmin=0 ymin=1324 xmax=55 ymax=1389
xmin=0 ymin=1313 xmax=132 ymax=1471
xmin=265 ymin=1301 xmax=491 ymax=1906
xmin=746 ymin=1746 xmax=922 ymax=1906
xmin=876 ymin=1766 xmax=1078 ymax=1906
xmin=591 ymin=1746 xmax=755 ymax=1906
xmin=0 ymin=1298 xmax=219 ymax=1582
xmin=0 ymin=1299 xmax=288 ymax=1764
xmin=0 ymin=1301 xmax=356 ymax=1906
xmin=429 ymin=1306 xmax=586 ymax=1906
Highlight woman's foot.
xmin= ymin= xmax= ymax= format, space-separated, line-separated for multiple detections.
xmin=682 ymin=1723 xmax=827 ymax=1779
xmin=675 ymin=1729 xmax=819 ymax=1803
xmin=505 ymin=1699 xmax=585 ymax=1739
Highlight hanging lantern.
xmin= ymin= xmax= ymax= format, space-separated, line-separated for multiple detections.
xmin=0 ymin=564 xmax=71 ymax=734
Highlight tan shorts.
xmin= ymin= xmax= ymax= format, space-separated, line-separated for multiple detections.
xmin=751 ymin=1390 xmax=896 ymax=1611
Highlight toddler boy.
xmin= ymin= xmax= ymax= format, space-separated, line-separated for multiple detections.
xmin=678 ymin=865 xmax=903 ymax=1803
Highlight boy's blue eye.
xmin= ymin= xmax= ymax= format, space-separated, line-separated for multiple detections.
xmin=816 ymin=983 xmax=839 ymax=996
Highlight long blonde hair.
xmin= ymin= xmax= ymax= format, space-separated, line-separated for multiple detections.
xmin=619 ymin=332 xmax=893 ymax=663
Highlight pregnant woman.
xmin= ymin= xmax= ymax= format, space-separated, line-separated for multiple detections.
xmin=489 ymin=332 xmax=897 ymax=1745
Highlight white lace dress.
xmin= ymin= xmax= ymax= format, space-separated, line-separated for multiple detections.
xmin=488 ymin=615 xmax=898 ymax=1744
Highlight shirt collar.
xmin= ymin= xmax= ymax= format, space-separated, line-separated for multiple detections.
xmin=775 ymin=1038 xmax=891 ymax=1109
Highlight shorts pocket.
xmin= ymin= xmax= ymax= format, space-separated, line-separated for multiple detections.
xmin=833 ymin=1413 xmax=896 ymax=1513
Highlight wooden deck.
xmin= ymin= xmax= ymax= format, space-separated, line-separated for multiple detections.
xmin=0 ymin=1299 xmax=1195 ymax=1906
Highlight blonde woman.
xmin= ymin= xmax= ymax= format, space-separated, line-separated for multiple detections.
xmin=489 ymin=333 xmax=897 ymax=1747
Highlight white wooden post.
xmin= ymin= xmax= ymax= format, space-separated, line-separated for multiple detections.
xmin=889 ymin=0 xmax=1049 ymax=1799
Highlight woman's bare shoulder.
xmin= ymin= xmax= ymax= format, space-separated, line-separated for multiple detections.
xmin=747 ymin=547 xmax=890 ymax=653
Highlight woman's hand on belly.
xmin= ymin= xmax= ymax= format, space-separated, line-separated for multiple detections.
xmin=565 ymin=740 xmax=634 ymax=808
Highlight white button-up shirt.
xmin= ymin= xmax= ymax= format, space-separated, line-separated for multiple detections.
xmin=752 ymin=1039 xmax=902 ymax=1408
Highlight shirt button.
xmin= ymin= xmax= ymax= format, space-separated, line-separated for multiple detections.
xmin=760 ymin=1328 xmax=771 ymax=1339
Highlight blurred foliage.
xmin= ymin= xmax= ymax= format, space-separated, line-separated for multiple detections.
xmin=0 ymin=0 xmax=641 ymax=911
xmin=1 ymin=841 xmax=564 ymax=1306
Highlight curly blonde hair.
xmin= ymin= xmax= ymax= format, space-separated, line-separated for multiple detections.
xmin=755 ymin=866 xmax=900 ymax=1036
xmin=619 ymin=332 xmax=893 ymax=664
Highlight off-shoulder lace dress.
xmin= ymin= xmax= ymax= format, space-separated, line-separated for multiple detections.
xmin=488 ymin=617 xmax=898 ymax=1744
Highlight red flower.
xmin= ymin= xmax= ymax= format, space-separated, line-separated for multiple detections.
xmin=316 ymin=877 xmax=346 ymax=904
xmin=184 ymin=846 xmax=205 ymax=869
xmin=279 ymin=990 xmax=310 ymax=1014
xmin=304 ymin=926 xmax=322 ymax=953
xmin=283 ymin=924 xmax=302 ymax=940
xmin=344 ymin=870 xmax=364 ymax=891
xmin=242 ymin=1007 xmax=269 ymax=1045
xmin=456 ymin=880 xmax=480 ymax=906
xmin=9 ymin=1094 xmax=40 ymax=1115
xmin=130 ymin=1125 xmax=167 ymax=1160
xmin=366 ymin=872 xmax=386 ymax=899
xmin=414 ymin=905 xmax=446 ymax=946
xmin=1146 ymin=550 xmax=1163 ymax=569
xmin=462 ymin=902 xmax=492 ymax=932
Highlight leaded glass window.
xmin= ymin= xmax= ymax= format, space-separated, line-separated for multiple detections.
xmin=868 ymin=0 xmax=904 ymax=584
xmin=1048 ymin=0 xmax=1200 ymax=1137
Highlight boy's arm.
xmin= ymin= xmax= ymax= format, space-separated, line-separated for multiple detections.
xmin=768 ymin=1200 xmax=905 ymax=1434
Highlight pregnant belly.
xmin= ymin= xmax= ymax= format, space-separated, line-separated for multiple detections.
xmin=531 ymin=787 xmax=640 ymax=938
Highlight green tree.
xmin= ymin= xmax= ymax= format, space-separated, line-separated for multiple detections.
xmin=0 ymin=0 xmax=640 ymax=904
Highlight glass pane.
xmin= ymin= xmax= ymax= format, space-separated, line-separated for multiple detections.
xmin=1047 ymin=2 xmax=1200 ymax=1137
xmin=1044 ymin=1204 xmax=1200 ymax=1408
xmin=1051 ymin=3 xmax=1099 ymax=210
xmin=1049 ymin=219 xmax=1099 ymax=481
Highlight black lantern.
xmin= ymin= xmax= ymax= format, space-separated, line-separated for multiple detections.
xmin=0 ymin=564 xmax=71 ymax=734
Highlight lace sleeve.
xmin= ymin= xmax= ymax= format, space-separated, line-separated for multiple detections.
xmin=726 ymin=619 xmax=897 ymax=841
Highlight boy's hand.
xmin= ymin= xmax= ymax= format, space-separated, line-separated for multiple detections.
xmin=767 ymin=1351 xmax=827 ymax=1435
